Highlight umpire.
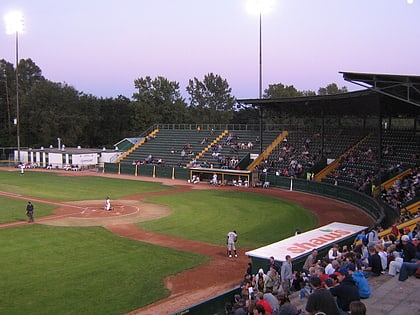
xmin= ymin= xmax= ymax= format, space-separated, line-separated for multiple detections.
xmin=26 ymin=201 xmax=34 ymax=222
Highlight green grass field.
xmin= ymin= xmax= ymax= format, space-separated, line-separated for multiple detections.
xmin=139 ymin=190 xmax=316 ymax=248
xmin=0 ymin=225 xmax=207 ymax=314
xmin=0 ymin=170 xmax=172 ymax=201
xmin=0 ymin=169 xmax=317 ymax=314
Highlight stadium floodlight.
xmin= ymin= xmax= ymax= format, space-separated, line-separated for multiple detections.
xmin=246 ymin=0 xmax=274 ymax=153
xmin=4 ymin=11 xmax=24 ymax=163
xmin=246 ymin=0 xmax=274 ymax=99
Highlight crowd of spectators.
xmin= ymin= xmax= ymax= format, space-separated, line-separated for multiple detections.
xmin=379 ymin=167 xmax=419 ymax=211
xmin=225 ymin=223 xmax=420 ymax=315
xmin=254 ymin=136 xmax=318 ymax=179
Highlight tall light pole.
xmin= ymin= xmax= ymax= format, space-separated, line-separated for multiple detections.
xmin=246 ymin=0 xmax=274 ymax=98
xmin=259 ymin=11 xmax=263 ymax=99
xmin=247 ymin=0 xmax=274 ymax=152
xmin=5 ymin=11 xmax=24 ymax=163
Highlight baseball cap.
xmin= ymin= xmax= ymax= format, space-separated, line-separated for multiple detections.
xmin=347 ymin=263 xmax=356 ymax=271
xmin=401 ymin=235 xmax=410 ymax=242
xmin=338 ymin=268 xmax=348 ymax=276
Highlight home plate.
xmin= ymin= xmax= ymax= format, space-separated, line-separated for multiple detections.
xmin=115 ymin=212 xmax=120 ymax=214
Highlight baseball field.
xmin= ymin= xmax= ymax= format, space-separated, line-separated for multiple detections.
xmin=0 ymin=168 xmax=373 ymax=314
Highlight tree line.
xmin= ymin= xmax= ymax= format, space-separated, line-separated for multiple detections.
xmin=0 ymin=58 xmax=347 ymax=148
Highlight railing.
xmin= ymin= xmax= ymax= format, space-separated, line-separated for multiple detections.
xmin=114 ymin=129 xmax=159 ymax=163
xmin=372 ymin=168 xmax=412 ymax=197
xmin=315 ymin=133 xmax=372 ymax=182
xmin=185 ymin=130 xmax=228 ymax=168
xmin=246 ymin=131 xmax=288 ymax=171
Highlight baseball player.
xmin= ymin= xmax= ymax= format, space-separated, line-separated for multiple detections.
xmin=227 ymin=230 xmax=238 ymax=258
xmin=105 ymin=196 xmax=112 ymax=211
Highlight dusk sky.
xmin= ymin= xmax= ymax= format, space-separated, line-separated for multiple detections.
xmin=0 ymin=0 xmax=418 ymax=100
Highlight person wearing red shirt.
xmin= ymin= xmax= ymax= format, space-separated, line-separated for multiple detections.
xmin=255 ymin=292 xmax=272 ymax=315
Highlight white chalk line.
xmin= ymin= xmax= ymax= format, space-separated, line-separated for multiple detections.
xmin=74 ymin=204 xmax=140 ymax=220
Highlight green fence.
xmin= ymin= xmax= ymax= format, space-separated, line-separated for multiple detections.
xmin=103 ymin=163 xmax=190 ymax=181
xmin=262 ymin=174 xmax=386 ymax=224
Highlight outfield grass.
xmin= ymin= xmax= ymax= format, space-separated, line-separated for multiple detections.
xmin=0 ymin=170 xmax=172 ymax=201
xmin=138 ymin=190 xmax=317 ymax=248
xmin=0 ymin=225 xmax=207 ymax=314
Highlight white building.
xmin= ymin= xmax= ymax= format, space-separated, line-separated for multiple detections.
xmin=15 ymin=147 xmax=122 ymax=169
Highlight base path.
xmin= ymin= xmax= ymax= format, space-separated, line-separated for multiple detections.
xmin=0 ymin=169 xmax=375 ymax=315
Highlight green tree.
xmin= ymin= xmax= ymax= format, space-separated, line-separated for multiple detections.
xmin=98 ymin=95 xmax=132 ymax=146
xmin=17 ymin=58 xmax=44 ymax=94
xmin=131 ymin=76 xmax=187 ymax=131
xmin=264 ymin=83 xmax=306 ymax=98
xmin=186 ymin=72 xmax=235 ymax=124
xmin=21 ymin=80 xmax=88 ymax=147
xmin=0 ymin=60 xmax=15 ymax=145
xmin=318 ymin=83 xmax=348 ymax=95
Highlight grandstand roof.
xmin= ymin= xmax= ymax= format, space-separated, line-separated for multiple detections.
xmin=340 ymin=72 xmax=420 ymax=108
xmin=238 ymin=87 xmax=419 ymax=117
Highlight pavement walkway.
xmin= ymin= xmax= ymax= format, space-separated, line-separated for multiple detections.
xmin=289 ymin=274 xmax=420 ymax=315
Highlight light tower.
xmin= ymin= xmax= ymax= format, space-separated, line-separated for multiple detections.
xmin=4 ymin=11 xmax=24 ymax=162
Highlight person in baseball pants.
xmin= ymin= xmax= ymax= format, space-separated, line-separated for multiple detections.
xmin=227 ymin=230 xmax=238 ymax=257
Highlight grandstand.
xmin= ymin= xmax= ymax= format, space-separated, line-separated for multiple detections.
xmin=112 ymin=78 xmax=418 ymax=203
xmin=101 ymin=73 xmax=420 ymax=314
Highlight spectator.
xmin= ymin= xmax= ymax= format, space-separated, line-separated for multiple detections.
xmin=232 ymin=296 xmax=247 ymax=315
xmin=280 ymin=255 xmax=293 ymax=296
xmin=314 ymin=266 xmax=329 ymax=286
xmin=367 ymin=225 xmax=381 ymax=247
xmin=398 ymin=260 xmax=420 ymax=281
xmin=328 ymin=243 xmax=342 ymax=261
xmin=389 ymin=234 xmax=416 ymax=276
xmin=255 ymin=269 xmax=268 ymax=293
xmin=304 ymin=276 xmax=340 ymax=315
xmin=325 ymin=259 xmax=339 ymax=275
xmin=329 ymin=267 xmax=360 ymax=313
xmin=265 ymin=267 xmax=280 ymax=293
xmin=263 ymin=287 xmax=279 ymax=315
xmin=363 ymin=245 xmax=382 ymax=277
xmin=277 ymin=294 xmax=298 ymax=315
xmin=255 ymin=292 xmax=272 ymax=315
xmin=346 ymin=263 xmax=371 ymax=299
xmin=375 ymin=243 xmax=388 ymax=272
xmin=349 ymin=301 xmax=367 ymax=315
xmin=302 ymin=249 xmax=318 ymax=274
xmin=267 ymin=256 xmax=281 ymax=273
xmin=253 ymin=304 xmax=266 ymax=315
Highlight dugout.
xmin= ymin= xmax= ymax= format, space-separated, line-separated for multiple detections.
xmin=189 ymin=167 xmax=252 ymax=186
xmin=245 ymin=222 xmax=367 ymax=273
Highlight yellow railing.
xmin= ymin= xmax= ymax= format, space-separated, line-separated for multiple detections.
xmin=372 ymin=168 xmax=412 ymax=197
xmin=315 ymin=133 xmax=372 ymax=182
xmin=355 ymin=216 xmax=420 ymax=246
xmin=185 ymin=130 xmax=229 ymax=168
xmin=246 ymin=131 xmax=289 ymax=171
xmin=114 ymin=129 xmax=159 ymax=163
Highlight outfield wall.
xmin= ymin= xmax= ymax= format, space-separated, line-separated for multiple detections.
xmin=261 ymin=174 xmax=394 ymax=227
